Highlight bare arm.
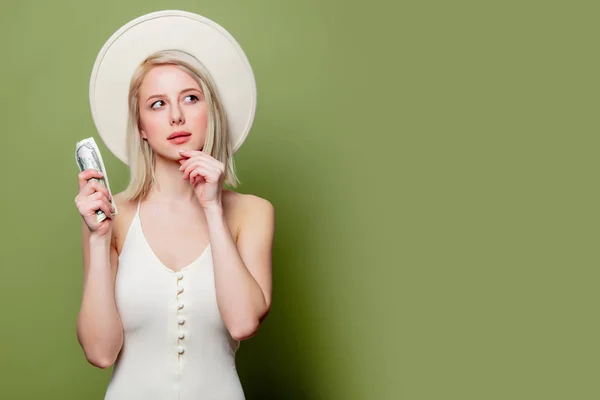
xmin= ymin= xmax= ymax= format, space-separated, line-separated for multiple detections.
xmin=206 ymin=195 xmax=274 ymax=341
xmin=177 ymin=150 xmax=274 ymax=341
xmin=76 ymin=223 xmax=123 ymax=368
xmin=74 ymin=170 xmax=123 ymax=369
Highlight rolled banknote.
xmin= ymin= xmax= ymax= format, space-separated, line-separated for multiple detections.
xmin=75 ymin=137 xmax=118 ymax=222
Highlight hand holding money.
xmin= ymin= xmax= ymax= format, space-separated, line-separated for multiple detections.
xmin=75 ymin=138 xmax=118 ymax=232
xmin=75 ymin=169 xmax=114 ymax=235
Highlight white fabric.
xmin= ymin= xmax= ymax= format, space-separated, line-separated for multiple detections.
xmin=104 ymin=201 xmax=244 ymax=399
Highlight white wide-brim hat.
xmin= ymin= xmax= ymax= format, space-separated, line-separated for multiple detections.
xmin=89 ymin=10 xmax=257 ymax=165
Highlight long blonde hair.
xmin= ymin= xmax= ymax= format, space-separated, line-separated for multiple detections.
xmin=123 ymin=50 xmax=239 ymax=202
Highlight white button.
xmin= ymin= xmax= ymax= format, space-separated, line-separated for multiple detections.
xmin=178 ymin=316 xmax=185 ymax=325
xmin=177 ymin=302 xmax=184 ymax=310
xmin=177 ymin=346 xmax=185 ymax=354
xmin=177 ymin=286 xmax=184 ymax=294
xmin=178 ymin=332 xmax=185 ymax=339
xmin=176 ymin=271 xmax=184 ymax=280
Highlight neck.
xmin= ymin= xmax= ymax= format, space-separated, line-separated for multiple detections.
xmin=146 ymin=154 xmax=195 ymax=204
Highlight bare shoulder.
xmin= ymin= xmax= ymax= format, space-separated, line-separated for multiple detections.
xmin=222 ymin=189 xmax=275 ymax=218
xmin=222 ymin=190 xmax=274 ymax=242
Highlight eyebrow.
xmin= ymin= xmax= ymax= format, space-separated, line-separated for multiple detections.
xmin=146 ymin=88 xmax=201 ymax=102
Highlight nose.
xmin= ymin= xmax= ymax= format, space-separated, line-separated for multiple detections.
xmin=169 ymin=104 xmax=185 ymax=125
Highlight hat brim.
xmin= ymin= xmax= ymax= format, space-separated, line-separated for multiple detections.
xmin=89 ymin=10 xmax=257 ymax=165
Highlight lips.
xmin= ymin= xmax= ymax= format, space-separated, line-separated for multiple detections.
xmin=168 ymin=131 xmax=192 ymax=140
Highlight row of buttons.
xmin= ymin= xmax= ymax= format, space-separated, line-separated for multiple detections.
xmin=176 ymin=271 xmax=185 ymax=355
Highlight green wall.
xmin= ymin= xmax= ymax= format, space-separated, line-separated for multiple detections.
xmin=0 ymin=1 xmax=597 ymax=399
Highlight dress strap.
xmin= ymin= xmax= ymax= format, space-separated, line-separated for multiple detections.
xmin=136 ymin=199 xmax=141 ymax=216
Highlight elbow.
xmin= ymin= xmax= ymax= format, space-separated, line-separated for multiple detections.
xmin=85 ymin=351 xmax=117 ymax=369
xmin=90 ymin=357 xmax=114 ymax=370
xmin=77 ymin=332 xmax=121 ymax=369
xmin=76 ymin=319 xmax=123 ymax=369
xmin=228 ymin=302 xmax=270 ymax=341
xmin=229 ymin=320 xmax=260 ymax=341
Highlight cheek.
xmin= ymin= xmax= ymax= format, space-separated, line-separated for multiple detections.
xmin=189 ymin=104 xmax=208 ymax=130
xmin=139 ymin=109 xmax=162 ymax=136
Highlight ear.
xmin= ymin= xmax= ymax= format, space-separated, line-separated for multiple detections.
xmin=140 ymin=128 xmax=147 ymax=140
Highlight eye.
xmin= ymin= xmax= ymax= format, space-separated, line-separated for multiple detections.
xmin=151 ymin=100 xmax=164 ymax=109
xmin=184 ymin=94 xmax=199 ymax=103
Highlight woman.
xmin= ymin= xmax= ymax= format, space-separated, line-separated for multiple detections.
xmin=74 ymin=11 xmax=273 ymax=399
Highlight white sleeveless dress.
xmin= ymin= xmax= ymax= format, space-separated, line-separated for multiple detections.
xmin=104 ymin=201 xmax=245 ymax=400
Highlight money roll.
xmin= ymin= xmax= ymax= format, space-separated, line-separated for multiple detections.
xmin=75 ymin=137 xmax=118 ymax=223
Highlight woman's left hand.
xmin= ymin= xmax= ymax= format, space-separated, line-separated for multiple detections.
xmin=178 ymin=150 xmax=225 ymax=210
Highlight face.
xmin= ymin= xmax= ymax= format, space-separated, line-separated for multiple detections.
xmin=137 ymin=65 xmax=208 ymax=160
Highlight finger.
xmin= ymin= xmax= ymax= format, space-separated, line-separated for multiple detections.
xmin=178 ymin=149 xmax=204 ymax=158
xmin=99 ymin=197 xmax=113 ymax=216
xmin=190 ymin=168 xmax=213 ymax=183
xmin=80 ymin=181 xmax=99 ymax=196
xmin=181 ymin=161 xmax=198 ymax=179
xmin=192 ymin=175 xmax=206 ymax=185
xmin=98 ymin=184 xmax=111 ymax=201
xmin=178 ymin=155 xmax=200 ymax=173
xmin=78 ymin=169 xmax=103 ymax=185
xmin=178 ymin=150 xmax=222 ymax=170
xmin=87 ymin=191 xmax=110 ymax=208
xmin=203 ymin=157 xmax=224 ymax=172
xmin=90 ymin=192 xmax=113 ymax=208
xmin=104 ymin=197 xmax=115 ymax=215
xmin=78 ymin=169 xmax=104 ymax=190
xmin=81 ymin=182 xmax=110 ymax=202
xmin=81 ymin=180 xmax=110 ymax=201
xmin=91 ymin=199 xmax=113 ymax=219
xmin=183 ymin=165 xmax=204 ymax=181
xmin=184 ymin=152 xmax=223 ymax=171
xmin=190 ymin=173 xmax=205 ymax=186
xmin=183 ymin=160 xmax=220 ymax=179
xmin=178 ymin=155 xmax=214 ymax=171
xmin=89 ymin=192 xmax=104 ymax=203
xmin=197 ymin=163 xmax=221 ymax=181
xmin=82 ymin=180 xmax=110 ymax=199
xmin=183 ymin=162 xmax=204 ymax=180
xmin=178 ymin=158 xmax=192 ymax=172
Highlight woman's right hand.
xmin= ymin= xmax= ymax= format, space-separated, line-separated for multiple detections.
xmin=75 ymin=169 xmax=114 ymax=236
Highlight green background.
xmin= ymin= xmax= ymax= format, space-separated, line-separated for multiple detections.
xmin=0 ymin=0 xmax=597 ymax=399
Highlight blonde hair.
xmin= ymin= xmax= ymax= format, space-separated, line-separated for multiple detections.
xmin=123 ymin=50 xmax=239 ymax=202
